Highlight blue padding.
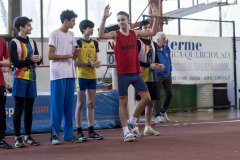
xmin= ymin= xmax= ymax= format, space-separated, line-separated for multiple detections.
xmin=5 ymin=90 xmax=120 ymax=134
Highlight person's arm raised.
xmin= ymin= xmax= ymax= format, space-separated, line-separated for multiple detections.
xmin=98 ymin=4 xmax=116 ymax=40
xmin=135 ymin=4 xmax=159 ymax=38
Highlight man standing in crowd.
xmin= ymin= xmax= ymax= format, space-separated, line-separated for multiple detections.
xmin=154 ymin=32 xmax=172 ymax=123
xmin=135 ymin=20 xmax=164 ymax=136
xmin=48 ymin=10 xmax=79 ymax=144
xmin=9 ymin=17 xmax=42 ymax=147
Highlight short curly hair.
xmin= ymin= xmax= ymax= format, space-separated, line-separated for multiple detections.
xmin=60 ymin=10 xmax=78 ymax=23
xmin=139 ymin=20 xmax=150 ymax=30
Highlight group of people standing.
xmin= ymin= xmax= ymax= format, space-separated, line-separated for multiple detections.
xmin=0 ymin=3 xmax=172 ymax=149
xmin=48 ymin=10 xmax=103 ymax=145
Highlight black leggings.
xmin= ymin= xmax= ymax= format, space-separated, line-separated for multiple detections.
xmin=154 ymin=75 xmax=173 ymax=116
xmin=0 ymin=86 xmax=6 ymax=140
xmin=13 ymin=96 xmax=35 ymax=136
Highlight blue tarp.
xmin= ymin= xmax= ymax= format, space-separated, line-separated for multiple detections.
xmin=5 ymin=90 xmax=120 ymax=134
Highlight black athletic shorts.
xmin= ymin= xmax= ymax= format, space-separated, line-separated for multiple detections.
xmin=135 ymin=82 xmax=160 ymax=101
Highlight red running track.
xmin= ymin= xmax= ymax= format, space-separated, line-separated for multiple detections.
xmin=1 ymin=119 xmax=240 ymax=160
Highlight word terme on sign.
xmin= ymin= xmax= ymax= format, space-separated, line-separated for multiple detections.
xmin=170 ymin=41 xmax=202 ymax=51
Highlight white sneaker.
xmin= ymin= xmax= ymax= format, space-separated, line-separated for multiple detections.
xmin=162 ymin=113 xmax=170 ymax=122
xmin=155 ymin=115 xmax=166 ymax=123
xmin=130 ymin=126 xmax=141 ymax=137
xmin=124 ymin=132 xmax=135 ymax=142
xmin=144 ymin=126 xmax=160 ymax=136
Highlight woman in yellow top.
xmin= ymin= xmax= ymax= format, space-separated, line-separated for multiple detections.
xmin=74 ymin=19 xmax=103 ymax=141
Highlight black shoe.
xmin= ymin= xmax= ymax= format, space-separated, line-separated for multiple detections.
xmin=51 ymin=135 xmax=60 ymax=145
xmin=0 ymin=139 xmax=13 ymax=149
xmin=15 ymin=137 xmax=25 ymax=148
xmin=77 ymin=133 xmax=87 ymax=142
xmin=24 ymin=136 xmax=40 ymax=146
xmin=64 ymin=136 xmax=82 ymax=143
xmin=88 ymin=132 xmax=103 ymax=140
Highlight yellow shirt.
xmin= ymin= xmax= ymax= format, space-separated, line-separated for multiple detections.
xmin=76 ymin=39 xmax=97 ymax=79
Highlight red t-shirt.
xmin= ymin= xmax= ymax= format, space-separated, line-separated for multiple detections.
xmin=0 ymin=39 xmax=9 ymax=86
xmin=113 ymin=30 xmax=140 ymax=75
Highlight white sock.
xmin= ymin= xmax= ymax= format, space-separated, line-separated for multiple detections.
xmin=129 ymin=116 xmax=138 ymax=124
xmin=123 ymin=127 xmax=130 ymax=135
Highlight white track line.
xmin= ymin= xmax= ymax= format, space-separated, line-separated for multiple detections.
xmin=155 ymin=119 xmax=240 ymax=127
xmin=191 ymin=119 xmax=240 ymax=125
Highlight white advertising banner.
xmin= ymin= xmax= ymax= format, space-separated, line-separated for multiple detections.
xmin=167 ymin=35 xmax=234 ymax=84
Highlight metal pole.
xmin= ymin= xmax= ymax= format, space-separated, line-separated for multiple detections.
xmin=159 ymin=0 xmax=163 ymax=31
xmin=7 ymin=0 xmax=11 ymax=36
xmin=177 ymin=0 xmax=181 ymax=35
xmin=219 ymin=4 xmax=222 ymax=37
xmin=85 ymin=0 xmax=88 ymax=19
xmin=112 ymin=68 xmax=118 ymax=90
xmin=129 ymin=0 xmax=132 ymax=26
xmin=40 ymin=0 xmax=44 ymax=64
xmin=10 ymin=0 xmax=21 ymax=37
xmin=232 ymin=21 xmax=237 ymax=108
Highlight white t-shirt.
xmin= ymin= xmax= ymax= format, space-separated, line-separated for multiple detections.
xmin=49 ymin=29 xmax=77 ymax=80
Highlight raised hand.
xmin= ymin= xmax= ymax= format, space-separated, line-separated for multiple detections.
xmin=103 ymin=4 xmax=112 ymax=19
xmin=150 ymin=3 xmax=159 ymax=17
